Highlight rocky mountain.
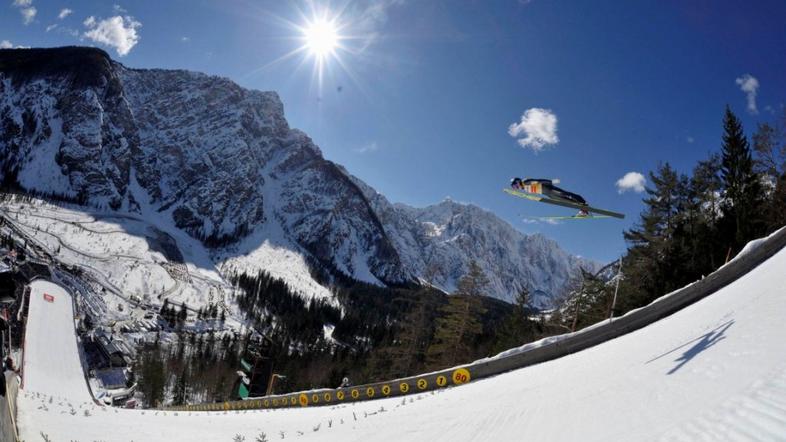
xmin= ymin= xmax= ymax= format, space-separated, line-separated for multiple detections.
xmin=0 ymin=47 xmax=597 ymax=306
xmin=349 ymin=173 xmax=599 ymax=307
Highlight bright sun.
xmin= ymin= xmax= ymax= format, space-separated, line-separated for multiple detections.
xmin=302 ymin=18 xmax=339 ymax=58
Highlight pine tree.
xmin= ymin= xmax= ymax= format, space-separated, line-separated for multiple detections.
xmin=135 ymin=345 xmax=166 ymax=407
xmin=173 ymin=367 xmax=188 ymax=406
xmin=165 ymin=305 xmax=176 ymax=327
xmin=456 ymin=261 xmax=490 ymax=298
xmin=426 ymin=261 xmax=488 ymax=369
xmin=178 ymin=303 xmax=188 ymax=324
xmin=491 ymin=287 xmax=535 ymax=354
xmin=720 ymin=106 xmax=765 ymax=251
xmin=372 ymin=290 xmax=437 ymax=379
xmin=677 ymin=154 xmax=725 ymax=274
xmin=623 ymin=163 xmax=683 ymax=304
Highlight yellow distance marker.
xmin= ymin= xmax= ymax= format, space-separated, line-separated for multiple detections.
xmin=337 ymin=391 xmax=345 ymax=400
xmin=417 ymin=378 xmax=428 ymax=390
xmin=324 ymin=392 xmax=332 ymax=402
xmin=351 ymin=389 xmax=360 ymax=399
xmin=452 ymin=368 xmax=471 ymax=385
xmin=290 ymin=396 xmax=297 ymax=405
xmin=311 ymin=394 xmax=319 ymax=404
xmin=366 ymin=387 xmax=375 ymax=398
xmin=436 ymin=375 xmax=447 ymax=387
xmin=399 ymin=382 xmax=410 ymax=393
xmin=299 ymin=393 xmax=309 ymax=407
xmin=272 ymin=399 xmax=279 ymax=406
xmin=381 ymin=385 xmax=391 ymax=396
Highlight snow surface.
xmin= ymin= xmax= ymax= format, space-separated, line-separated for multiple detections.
xmin=0 ymin=198 xmax=255 ymax=332
xmin=21 ymin=280 xmax=93 ymax=404
xmin=16 ymin=240 xmax=786 ymax=441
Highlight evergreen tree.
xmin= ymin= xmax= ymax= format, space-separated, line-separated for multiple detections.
xmin=173 ymin=367 xmax=188 ymax=406
xmin=426 ymin=261 xmax=488 ymax=369
xmin=178 ymin=303 xmax=188 ymax=324
xmin=682 ymin=154 xmax=725 ymax=273
xmin=371 ymin=290 xmax=437 ymax=379
xmin=491 ymin=288 xmax=536 ymax=354
xmin=135 ymin=345 xmax=166 ymax=407
xmin=623 ymin=163 xmax=683 ymax=304
xmin=167 ymin=305 xmax=177 ymax=327
xmin=456 ymin=261 xmax=491 ymax=298
xmin=720 ymin=106 xmax=765 ymax=251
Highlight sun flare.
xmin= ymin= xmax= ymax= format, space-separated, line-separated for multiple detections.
xmin=303 ymin=18 xmax=339 ymax=58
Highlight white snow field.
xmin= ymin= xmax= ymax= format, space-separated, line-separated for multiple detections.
xmin=21 ymin=280 xmax=94 ymax=404
xmin=17 ymin=245 xmax=786 ymax=441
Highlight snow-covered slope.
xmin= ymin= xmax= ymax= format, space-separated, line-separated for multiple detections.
xmin=22 ymin=280 xmax=94 ymax=403
xmin=1 ymin=47 xmax=592 ymax=304
xmin=17 ymin=234 xmax=786 ymax=441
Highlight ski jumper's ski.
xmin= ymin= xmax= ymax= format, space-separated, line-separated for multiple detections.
xmin=522 ymin=214 xmax=612 ymax=221
xmin=504 ymin=188 xmax=625 ymax=219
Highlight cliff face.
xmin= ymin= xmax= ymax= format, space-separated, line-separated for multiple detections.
xmin=349 ymin=173 xmax=599 ymax=307
xmin=0 ymin=47 xmax=595 ymax=304
xmin=0 ymin=47 xmax=410 ymax=285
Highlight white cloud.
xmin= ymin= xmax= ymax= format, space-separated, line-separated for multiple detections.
xmin=735 ymin=74 xmax=759 ymax=114
xmin=12 ymin=0 xmax=36 ymax=25
xmin=0 ymin=40 xmax=28 ymax=49
xmin=83 ymin=15 xmax=142 ymax=57
xmin=354 ymin=0 xmax=405 ymax=52
xmin=354 ymin=141 xmax=379 ymax=154
xmin=113 ymin=4 xmax=127 ymax=13
xmin=686 ymin=136 xmax=694 ymax=144
xmin=616 ymin=172 xmax=647 ymax=194
xmin=21 ymin=7 xmax=36 ymax=24
xmin=180 ymin=36 xmax=190 ymax=43
xmin=58 ymin=8 xmax=73 ymax=19
xmin=507 ymin=108 xmax=559 ymax=151
xmin=46 ymin=23 xmax=57 ymax=32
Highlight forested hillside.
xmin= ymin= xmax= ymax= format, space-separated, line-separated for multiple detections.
xmin=551 ymin=107 xmax=786 ymax=330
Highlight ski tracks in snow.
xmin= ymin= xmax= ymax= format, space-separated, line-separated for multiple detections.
xmin=660 ymin=364 xmax=786 ymax=441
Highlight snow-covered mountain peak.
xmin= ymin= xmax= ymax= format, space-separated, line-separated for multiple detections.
xmin=1 ymin=46 xmax=595 ymax=306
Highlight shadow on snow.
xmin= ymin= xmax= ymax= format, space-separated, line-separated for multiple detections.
xmin=645 ymin=319 xmax=735 ymax=375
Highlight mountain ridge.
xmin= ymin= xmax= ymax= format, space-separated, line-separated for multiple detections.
xmin=0 ymin=46 xmax=597 ymax=306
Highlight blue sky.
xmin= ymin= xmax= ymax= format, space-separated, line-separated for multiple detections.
xmin=3 ymin=0 xmax=785 ymax=263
